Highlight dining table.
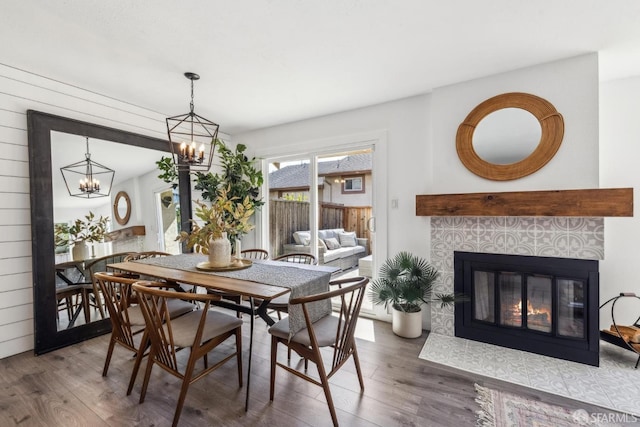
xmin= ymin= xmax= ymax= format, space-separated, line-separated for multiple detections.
xmin=108 ymin=253 xmax=338 ymax=410
xmin=55 ymin=259 xmax=92 ymax=328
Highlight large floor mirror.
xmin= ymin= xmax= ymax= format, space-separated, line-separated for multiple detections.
xmin=28 ymin=111 xmax=192 ymax=354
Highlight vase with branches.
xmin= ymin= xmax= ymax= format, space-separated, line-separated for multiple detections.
xmin=54 ymin=212 xmax=109 ymax=260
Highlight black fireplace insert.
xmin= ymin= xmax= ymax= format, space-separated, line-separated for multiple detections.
xmin=454 ymin=251 xmax=599 ymax=366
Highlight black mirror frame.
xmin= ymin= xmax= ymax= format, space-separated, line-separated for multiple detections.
xmin=27 ymin=110 xmax=192 ymax=355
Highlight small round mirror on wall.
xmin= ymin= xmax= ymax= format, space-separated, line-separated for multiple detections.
xmin=456 ymin=92 xmax=564 ymax=181
xmin=472 ymin=107 xmax=542 ymax=165
xmin=113 ymin=191 xmax=131 ymax=225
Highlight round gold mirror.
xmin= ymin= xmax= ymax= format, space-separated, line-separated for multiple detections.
xmin=113 ymin=191 xmax=131 ymax=225
xmin=456 ymin=92 xmax=564 ymax=181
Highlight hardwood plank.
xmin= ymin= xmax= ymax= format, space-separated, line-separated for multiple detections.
xmin=0 ymin=317 xmax=628 ymax=426
xmin=416 ymin=187 xmax=633 ymax=217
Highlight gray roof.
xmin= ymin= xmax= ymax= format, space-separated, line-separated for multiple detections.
xmin=269 ymin=153 xmax=372 ymax=190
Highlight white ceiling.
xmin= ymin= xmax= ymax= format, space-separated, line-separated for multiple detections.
xmin=3 ymin=1 xmax=640 ymax=135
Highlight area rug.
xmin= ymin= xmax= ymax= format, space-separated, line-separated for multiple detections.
xmin=474 ymin=384 xmax=624 ymax=427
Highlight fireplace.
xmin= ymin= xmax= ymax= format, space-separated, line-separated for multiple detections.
xmin=454 ymin=251 xmax=600 ymax=366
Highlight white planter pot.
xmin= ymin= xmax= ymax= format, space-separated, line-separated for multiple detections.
xmin=392 ymin=307 xmax=423 ymax=338
xmin=208 ymin=232 xmax=231 ymax=267
xmin=71 ymin=242 xmax=89 ymax=261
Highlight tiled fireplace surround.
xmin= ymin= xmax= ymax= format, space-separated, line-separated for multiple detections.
xmin=429 ymin=216 xmax=604 ymax=336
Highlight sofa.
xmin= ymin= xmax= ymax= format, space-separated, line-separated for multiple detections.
xmin=283 ymin=228 xmax=368 ymax=271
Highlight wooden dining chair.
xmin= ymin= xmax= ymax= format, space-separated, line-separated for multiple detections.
xmin=93 ymin=272 xmax=196 ymax=393
xmin=240 ymin=248 xmax=269 ymax=260
xmin=123 ymin=251 xmax=172 ymax=261
xmin=273 ymin=252 xmax=317 ymax=265
xmin=85 ymin=252 xmax=137 ymax=319
xmin=268 ymin=276 xmax=368 ymax=427
xmin=132 ymin=281 xmax=243 ymax=427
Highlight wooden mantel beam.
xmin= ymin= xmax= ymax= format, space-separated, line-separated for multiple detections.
xmin=416 ymin=188 xmax=633 ymax=217
xmin=105 ymin=225 xmax=146 ymax=242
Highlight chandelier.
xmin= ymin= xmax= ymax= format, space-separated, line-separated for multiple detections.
xmin=166 ymin=72 xmax=219 ymax=172
xmin=60 ymin=136 xmax=115 ymax=198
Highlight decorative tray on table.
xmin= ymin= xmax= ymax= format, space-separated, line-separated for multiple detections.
xmin=196 ymin=258 xmax=252 ymax=272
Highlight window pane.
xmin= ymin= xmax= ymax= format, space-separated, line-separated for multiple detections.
xmin=473 ymin=270 xmax=495 ymax=323
xmin=499 ymin=273 xmax=522 ymax=327
xmin=527 ymin=275 xmax=552 ymax=333
xmin=557 ymin=279 xmax=585 ymax=338
xmin=345 ymin=177 xmax=362 ymax=191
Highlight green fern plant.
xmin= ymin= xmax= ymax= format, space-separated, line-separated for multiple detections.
xmin=369 ymin=252 xmax=459 ymax=313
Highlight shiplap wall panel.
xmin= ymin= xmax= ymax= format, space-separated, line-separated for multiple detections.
xmin=0 ymin=320 xmax=33 ymax=343
xmin=0 ymin=304 xmax=32 ymax=325
xmin=0 ymin=241 xmax=31 ymax=258
xmin=0 ymin=210 xmax=31 ymax=224
xmin=0 ymin=141 xmax=28 ymax=161
xmin=0 ymin=335 xmax=31 ymax=359
xmin=0 ymin=176 xmax=29 ymax=193
xmin=0 ymin=159 xmax=29 ymax=177
xmin=0 ymin=272 xmax=31 ymax=293
xmin=0 ymin=63 xmax=169 ymax=358
xmin=0 ymin=288 xmax=32 ymax=309
xmin=0 ymin=257 xmax=31 ymax=275
xmin=0 ymin=125 xmax=27 ymax=144
xmin=2 ymin=193 xmax=30 ymax=209
xmin=0 ymin=225 xmax=31 ymax=241
xmin=0 ymin=108 xmax=26 ymax=126
xmin=0 ymin=79 xmax=165 ymax=140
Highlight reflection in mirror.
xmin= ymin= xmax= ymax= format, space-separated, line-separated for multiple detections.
xmin=114 ymin=191 xmax=131 ymax=225
xmin=472 ymin=108 xmax=542 ymax=165
xmin=28 ymin=111 xmax=191 ymax=353
xmin=51 ymin=134 xmax=164 ymax=331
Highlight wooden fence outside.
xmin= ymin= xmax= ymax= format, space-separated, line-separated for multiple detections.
xmin=269 ymin=199 xmax=372 ymax=257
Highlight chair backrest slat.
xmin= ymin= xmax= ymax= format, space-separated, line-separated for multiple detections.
xmin=94 ymin=272 xmax=141 ymax=350
xmin=240 ymin=249 xmax=269 ymax=260
xmin=123 ymin=251 xmax=172 ymax=262
xmin=274 ymin=253 xmax=317 ymax=265
xmin=295 ymin=277 xmax=368 ymax=375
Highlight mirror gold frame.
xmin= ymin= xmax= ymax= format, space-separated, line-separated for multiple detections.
xmin=113 ymin=191 xmax=131 ymax=225
xmin=456 ymin=92 xmax=564 ymax=181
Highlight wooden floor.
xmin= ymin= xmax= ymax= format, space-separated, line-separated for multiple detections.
xmin=0 ymin=315 xmax=623 ymax=426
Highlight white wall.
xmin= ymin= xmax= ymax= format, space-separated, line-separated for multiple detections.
xmin=0 ymin=64 xmax=168 ymax=358
xmin=237 ymin=94 xmax=431 ymax=260
xmin=430 ymin=53 xmax=600 ymax=193
xmin=236 ymin=54 xmax=602 ymax=331
xmin=236 ymin=94 xmax=431 ymax=325
xmin=111 ymin=169 xmax=175 ymax=252
xmin=600 ymin=76 xmax=640 ymax=328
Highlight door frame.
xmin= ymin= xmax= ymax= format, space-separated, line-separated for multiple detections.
xmin=255 ymin=130 xmax=388 ymax=316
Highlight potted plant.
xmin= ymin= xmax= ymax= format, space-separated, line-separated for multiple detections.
xmin=157 ymin=138 xmax=264 ymax=256
xmin=178 ymin=185 xmax=255 ymax=267
xmin=55 ymin=212 xmax=109 ymax=260
xmin=369 ymin=251 xmax=459 ymax=338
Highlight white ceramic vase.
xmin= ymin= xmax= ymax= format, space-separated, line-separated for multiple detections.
xmin=391 ymin=306 xmax=423 ymax=338
xmin=71 ymin=242 xmax=89 ymax=261
xmin=208 ymin=232 xmax=231 ymax=267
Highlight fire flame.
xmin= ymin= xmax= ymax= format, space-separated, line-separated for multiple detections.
xmin=513 ymin=301 xmax=551 ymax=321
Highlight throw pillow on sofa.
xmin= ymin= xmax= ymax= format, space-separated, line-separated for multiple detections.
xmin=338 ymin=231 xmax=357 ymax=247
xmin=324 ymin=237 xmax=341 ymax=250
xmin=293 ymin=231 xmax=311 ymax=246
